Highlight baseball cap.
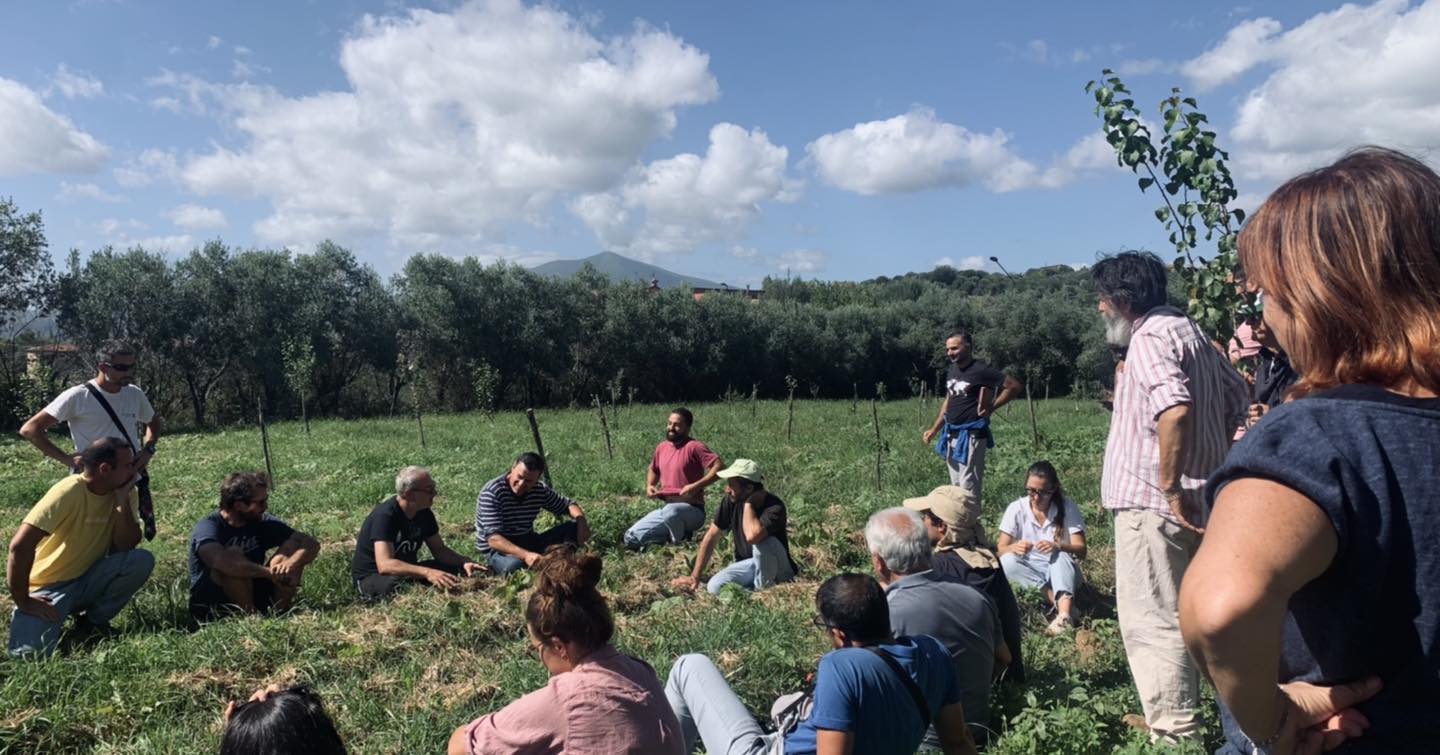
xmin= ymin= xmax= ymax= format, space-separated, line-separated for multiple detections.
xmin=715 ymin=459 xmax=764 ymax=484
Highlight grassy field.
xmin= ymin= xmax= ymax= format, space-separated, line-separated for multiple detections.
xmin=0 ymin=398 xmax=1217 ymax=754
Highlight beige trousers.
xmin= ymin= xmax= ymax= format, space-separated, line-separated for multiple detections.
xmin=1113 ymin=509 xmax=1203 ymax=740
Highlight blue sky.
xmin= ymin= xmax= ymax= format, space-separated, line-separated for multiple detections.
xmin=4 ymin=0 xmax=1438 ymax=285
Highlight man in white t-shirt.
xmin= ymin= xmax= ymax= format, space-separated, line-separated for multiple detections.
xmin=20 ymin=341 xmax=162 ymax=539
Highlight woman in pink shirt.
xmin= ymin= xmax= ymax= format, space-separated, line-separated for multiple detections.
xmin=448 ymin=546 xmax=683 ymax=755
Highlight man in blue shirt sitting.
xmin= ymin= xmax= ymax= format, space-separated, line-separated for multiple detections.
xmin=664 ymin=573 xmax=978 ymax=755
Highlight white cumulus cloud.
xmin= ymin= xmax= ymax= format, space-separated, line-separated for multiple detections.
xmin=1183 ymin=0 xmax=1440 ymax=180
xmin=50 ymin=64 xmax=104 ymax=99
xmin=0 ymin=76 xmax=109 ymax=176
xmin=167 ymin=204 xmax=227 ymax=230
xmin=58 ymin=182 xmax=125 ymax=203
xmin=572 ymin=122 xmax=801 ymax=258
xmin=807 ymin=107 xmax=1113 ymax=195
xmin=169 ymin=0 xmax=719 ymax=253
xmin=113 ymin=148 xmax=179 ymax=188
xmin=773 ymin=249 xmax=824 ymax=274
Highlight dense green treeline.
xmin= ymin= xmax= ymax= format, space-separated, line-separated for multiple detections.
xmin=3 ymin=199 xmax=1114 ymax=430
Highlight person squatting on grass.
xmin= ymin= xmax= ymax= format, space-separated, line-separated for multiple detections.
xmin=623 ymin=407 xmax=724 ymax=550
xmin=352 ymin=466 xmax=484 ymax=599
xmin=475 ymin=452 xmax=590 ymax=575
xmin=221 ymin=683 xmax=347 ymax=755
xmin=866 ymin=507 xmax=1010 ymax=748
xmin=995 ymin=461 xmax=1087 ymax=636
xmin=665 ymin=573 xmax=978 ymax=755
xmin=669 ymin=458 xmax=798 ymax=595
xmin=20 ymin=340 xmax=163 ymax=540
xmin=188 ymin=472 xmax=321 ymax=620
xmin=7 ymin=437 xmax=154 ymax=657
xmin=1180 ymin=147 xmax=1440 ymax=754
xmin=1093 ymin=249 xmax=1248 ymax=742
xmin=448 ymin=545 xmax=683 ymax=755
xmin=904 ymin=485 xmax=1027 ymax=684
xmin=921 ymin=329 xmax=1021 ymax=500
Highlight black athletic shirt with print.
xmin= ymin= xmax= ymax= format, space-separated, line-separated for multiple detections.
xmin=944 ymin=359 xmax=1005 ymax=425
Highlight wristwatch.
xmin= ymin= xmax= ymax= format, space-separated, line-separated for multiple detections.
xmin=142 ymin=441 xmax=158 ymax=455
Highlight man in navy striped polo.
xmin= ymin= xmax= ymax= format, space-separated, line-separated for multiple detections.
xmin=474 ymin=452 xmax=590 ymax=575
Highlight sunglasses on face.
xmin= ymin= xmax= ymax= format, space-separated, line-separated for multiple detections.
xmin=104 ymin=362 xmax=135 ymax=372
xmin=1026 ymin=487 xmax=1055 ymax=497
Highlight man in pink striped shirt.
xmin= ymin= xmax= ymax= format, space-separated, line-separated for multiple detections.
xmin=1094 ymin=252 xmax=1247 ymax=742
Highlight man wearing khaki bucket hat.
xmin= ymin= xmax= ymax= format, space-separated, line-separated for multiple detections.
xmin=903 ymin=485 xmax=1026 ymax=684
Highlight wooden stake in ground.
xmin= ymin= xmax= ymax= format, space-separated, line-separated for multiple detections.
xmin=526 ymin=408 xmax=554 ymax=487
xmin=786 ymin=387 xmax=796 ymax=441
xmin=870 ymin=398 xmax=883 ymax=491
xmin=749 ymin=384 xmax=758 ymax=419
xmin=593 ymin=395 xmax=614 ymax=460
xmin=852 ymin=382 xmax=858 ymax=413
xmin=256 ymin=397 xmax=276 ymax=491
xmin=1025 ymin=376 xmax=1040 ymax=451
xmin=413 ymin=384 xmax=427 ymax=450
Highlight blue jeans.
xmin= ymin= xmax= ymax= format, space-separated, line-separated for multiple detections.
xmin=483 ymin=521 xmax=579 ymax=576
xmin=9 ymin=549 xmax=155 ymax=657
xmin=624 ymin=501 xmax=705 ymax=549
xmin=706 ymin=536 xmax=795 ymax=595
xmin=665 ymin=653 xmax=783 ymax=755
xmin=1000 ymin=550 xmax=1080 ymax=596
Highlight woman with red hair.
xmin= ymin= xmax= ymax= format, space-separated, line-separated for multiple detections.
xmin=1180 ymin=147 xmax=1440 ymax=754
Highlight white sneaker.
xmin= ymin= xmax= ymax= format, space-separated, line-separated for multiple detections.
xmin=1045 ymin=614 xmax=1074 ymax=636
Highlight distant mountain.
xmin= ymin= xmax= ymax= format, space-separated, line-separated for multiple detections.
xmin=532 ymin=251 xmax=723 ymax=289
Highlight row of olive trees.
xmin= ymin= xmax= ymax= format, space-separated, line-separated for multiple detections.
xmin=34 ymin=240 xmax=1111 ymax=431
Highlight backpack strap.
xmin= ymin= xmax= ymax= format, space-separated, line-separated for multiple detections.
xmin=866 ymin=646 xmax=932 ymax=728
xmin=83 ymin=382 xmax=137 ymax=451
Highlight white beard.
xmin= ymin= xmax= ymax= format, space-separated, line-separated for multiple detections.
xmin=1103 ymin=311 xmax=1134 ymax=348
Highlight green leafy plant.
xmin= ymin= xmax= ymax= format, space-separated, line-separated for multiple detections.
xmin=1086 ymin=70 xmax=1251 ymax=345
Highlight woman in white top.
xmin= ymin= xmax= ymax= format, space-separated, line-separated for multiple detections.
xmin=996 ymin=461 xmax=1086 ymax=635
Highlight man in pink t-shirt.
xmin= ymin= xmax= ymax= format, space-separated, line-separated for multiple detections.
xmin=623 ymin=408 xmax=723 ymax=550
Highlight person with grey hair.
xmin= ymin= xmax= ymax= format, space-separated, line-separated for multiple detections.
xmin=351 ymin=466 xmax=483 ymax=599
xmin=867 ymin=507 xmax=1010 ymax=746
xmin=20 ymin=340 xmax=162 ymax=540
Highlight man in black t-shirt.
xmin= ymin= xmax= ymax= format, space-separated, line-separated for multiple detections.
xmin=351 ymin=466 xmax=484 ymax=599
xmin=922 ymin=329 xmax=1021 ymax=499
xmin=189 ymin=472 xmax=320 ymax=620
xmin=670 ymin=459 xmax=797 ymax=595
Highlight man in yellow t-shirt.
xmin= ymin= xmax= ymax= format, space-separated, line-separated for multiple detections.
xmin=7 ymin=437 xmax=155 ymax=656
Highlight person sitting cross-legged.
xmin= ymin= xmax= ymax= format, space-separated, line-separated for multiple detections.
xmin=996 ymin=461 xmax=1087 ymax=635
xmin=189 ymin=472 xmax=321 ymax=620
xmin=7 ymin=437 xmax=155 ymax=657
xmin=867 ymin=507 xmax=1010 ymax=747
xmin=664 ymin=573 xmax=979 ymax=755
xmin=623 ymin=407 xmax=723 ymax=550
xmin=669 ymin=459 xmax=797 ymax=595
xmin=475 ymin=453 xmax=589 ymax=576
xmin=447 ymin=546 xmax=683 ymax=755
xmin=352 ymin=466 xmax=484 ymax=599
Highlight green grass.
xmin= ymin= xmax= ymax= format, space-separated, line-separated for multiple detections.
xmin=0 ymin=399 xmax=1217 ymax=753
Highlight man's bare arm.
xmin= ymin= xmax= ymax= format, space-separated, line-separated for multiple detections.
xmin=18 ymin=412 xmax=77 ymax=469
xmin=8 ymin=524 xmax=59 ymax=623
